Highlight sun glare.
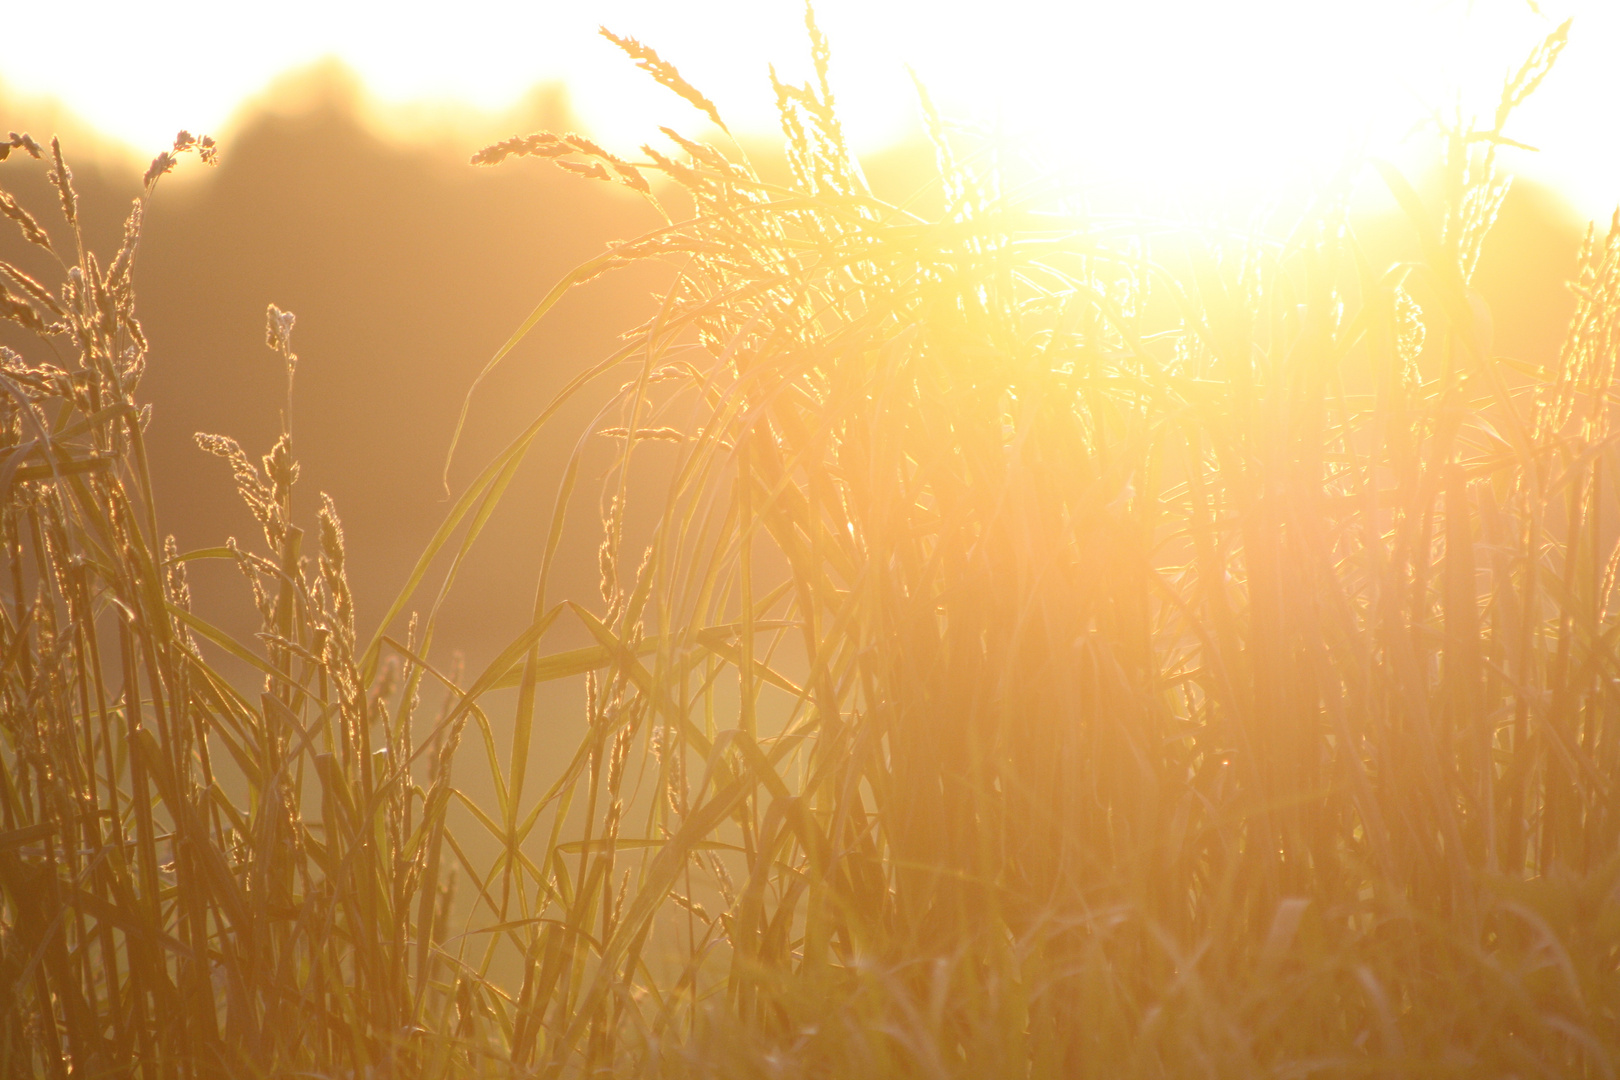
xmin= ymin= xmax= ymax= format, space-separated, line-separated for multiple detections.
xmin=3 ymin=0 xmax=1617 ymax=212
xmin=11 ymin=0 xmax=1620 ymax=1073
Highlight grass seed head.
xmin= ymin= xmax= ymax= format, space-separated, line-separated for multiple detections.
xmin=599 ymin=27 xmax=729 ymax=133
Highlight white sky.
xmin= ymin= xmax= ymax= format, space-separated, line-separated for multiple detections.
xmin=3 ymin=0 xmax=1617 ymax=220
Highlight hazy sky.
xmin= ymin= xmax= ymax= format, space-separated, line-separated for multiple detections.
xmin=4 ymin=0 xmax=1617 ymax=218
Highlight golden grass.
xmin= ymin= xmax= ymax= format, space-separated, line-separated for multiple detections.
xmin=3 ymin=12 xmax=1619 ymax=1078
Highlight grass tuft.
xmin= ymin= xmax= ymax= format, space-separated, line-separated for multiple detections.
xmin=3 ymin=11 xmax=1620 ymax=1079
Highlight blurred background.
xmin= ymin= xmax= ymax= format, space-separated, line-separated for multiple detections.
xmin=0 ymin=0 xmax=1606 ymax=675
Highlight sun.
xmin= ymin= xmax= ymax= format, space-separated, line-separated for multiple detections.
xmin=784 ymin=0 xmax=1592 ymax=205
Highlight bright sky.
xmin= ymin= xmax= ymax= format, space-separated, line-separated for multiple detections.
xmin=3 ymin=0 xmax=1617 ymax=219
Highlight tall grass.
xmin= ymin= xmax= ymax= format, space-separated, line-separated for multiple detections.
xmin=0 ymin=130 xmax=512 ymax=1077
xmin=3 ymin=11 xmax=1619 ymax=1078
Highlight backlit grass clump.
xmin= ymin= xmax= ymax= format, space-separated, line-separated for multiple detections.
xmin=3 ymin=12 xmax=1618 ymax=1079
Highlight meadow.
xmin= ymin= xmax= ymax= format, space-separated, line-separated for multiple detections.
xmin=2 ymin=12 xmax=1618 ymax=1079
